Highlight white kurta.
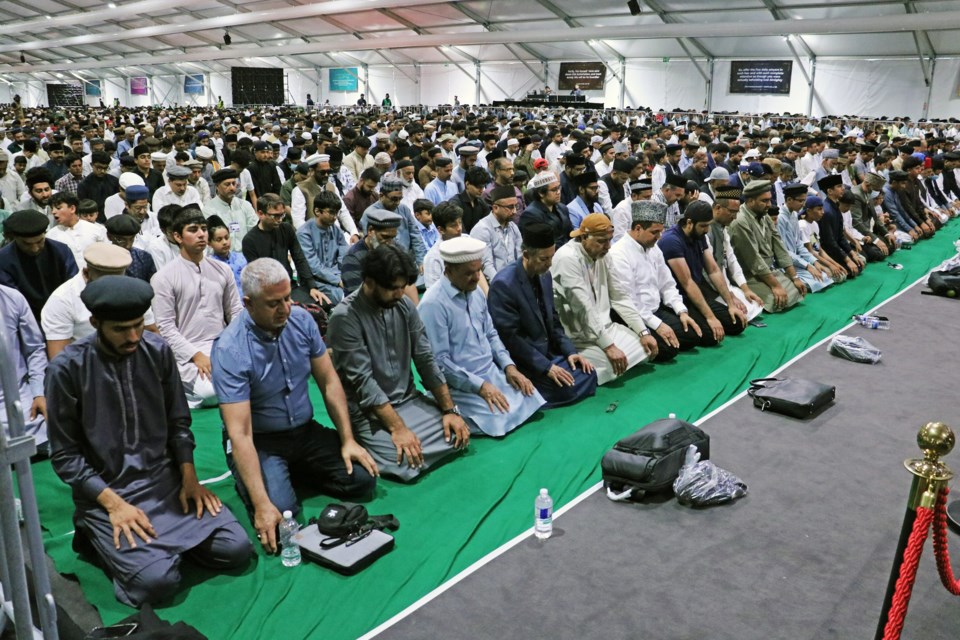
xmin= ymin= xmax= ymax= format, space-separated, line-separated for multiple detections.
xmin=704 ymin=228 xmax=764 ymax=321
xmin=550 ymin=241 xmax=649 ymax=385
xmin=608 ymin=236 xmax=687 ymax=331
xmin=45 ymin=221 xmax=107 ymax=268
xmin=41 ymin=273 xmax=156 ymax=342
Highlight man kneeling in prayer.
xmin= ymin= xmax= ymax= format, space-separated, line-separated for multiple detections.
xmin=46 ymin=276 xmax=252 ymax=607
xmin=420 ymin=236 xmax=546 ymax=436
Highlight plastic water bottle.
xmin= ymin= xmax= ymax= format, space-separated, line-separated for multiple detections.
xmin=534 ymin=488 xmax=553 ymax=540
xmin=852 ymin=314 xmax=890 ymax=330
xmin=279 ymin=511 xmax=301 ymax=567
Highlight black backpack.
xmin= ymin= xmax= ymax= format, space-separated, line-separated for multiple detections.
xmin=601 ymin=418 xmax=710 ymax=498
xmin=927 ymin=266 xmax=960 ymax=298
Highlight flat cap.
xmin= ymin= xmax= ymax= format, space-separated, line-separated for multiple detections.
xmin=439 ymin=236 xmax=487 ymax=264
xmin=81 ymin=275 xmax=154 ymax=322
xmin=742 ymin=180 xmax=772 ymax=198
xmin=84 ymin=242 xmax=132 ymax=269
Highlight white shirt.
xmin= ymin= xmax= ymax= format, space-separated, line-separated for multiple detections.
xmin=42 ymin=273 xmax=156 ymax=341
xmin=44 ymin=220 xmax=107 ymax=267
xmin=152 ymin=185 xmax=201 ymax=212
xmin=611 ymin=197 xmax=633 ymax=244
xmin=608 ymin=235 xmax=687 ymax=331
xmin=104 ymin=193 xmax=127 ymax=220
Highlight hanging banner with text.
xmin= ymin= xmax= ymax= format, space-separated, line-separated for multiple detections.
xmin=184 ymin=74 xmax=205 ymax=95
xmin=728 ymin=61 xmax=793 ymax=95
xmin=130 ymin=77 xmax=148 ymax=96
xmin=329 ymin=68 xmax=359 ymax=92
xmin=558 ymin=62 xmax=606 ymax=91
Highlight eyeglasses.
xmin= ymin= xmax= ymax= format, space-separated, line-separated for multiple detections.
xmin=494 ymin=202 xmax=518 ymax=210
xmin=265 ymin=213 xmax=286 ymax=220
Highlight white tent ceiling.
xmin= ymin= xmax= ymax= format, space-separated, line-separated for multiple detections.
xmin=0 ymin=0 xmax=959 ymax=84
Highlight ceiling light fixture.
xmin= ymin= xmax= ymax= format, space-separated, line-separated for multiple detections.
xmin=223 ymin=30 xmax=232 ymax=45
xmin=19 ymin=52 xmax=26 ymax=63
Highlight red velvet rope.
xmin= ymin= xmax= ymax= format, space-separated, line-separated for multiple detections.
xmin=883 ymin=506 xmax=934 ymax=640
xmin=933 ymin=487 xmax=960 ymax=595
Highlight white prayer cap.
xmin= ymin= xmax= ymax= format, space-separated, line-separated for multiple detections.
xmin=439 ymin=236 xmax=487 ymax=264
xmin=150 ymin=152 xmax=167 ymax=161
xmin=743 ymin=148 xmax=760 ymax=159
xmin=118 ymin=173 xmax=145 ymax=189
xmin=528 ymin=172 xmax=558 ymax=190
xmin=770 ymin=137 xmax=781 ymax=145
xmin=301 ymin=132 xmax=313 ymax=141
xmin=195 ymin=146 xmax=214 ymax=160
xmin=507 ymin=138 xmax=519 ymax=147
xmin=398 ymin=129 xmax=409 ymax=140
xmin=374 ymin=152 xmax=392 ymax=164
xmin=304 ymin=153 xmax=329 ymax=166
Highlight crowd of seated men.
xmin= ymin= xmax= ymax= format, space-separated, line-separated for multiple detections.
xmin=1 ymin=99 xmax=958 ymax=606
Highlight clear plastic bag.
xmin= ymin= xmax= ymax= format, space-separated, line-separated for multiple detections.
xmin=672 ymin=446 xmax=747 ymax=506
xmin=829 ymin=335 xmax=881 ymax=364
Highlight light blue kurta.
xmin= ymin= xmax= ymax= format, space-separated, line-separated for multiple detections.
xmin=419 ymin=278 xmax=545 ymax=437
xmin=776 ymin=206 xmax=833 ymax=293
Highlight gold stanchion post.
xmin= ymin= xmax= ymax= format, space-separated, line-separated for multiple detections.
xmin=875 ymin=422 xmax=954 ymax=640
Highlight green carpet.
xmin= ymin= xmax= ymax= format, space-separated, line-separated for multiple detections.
xmin=29 ymin=224 xmax=959 ymax=639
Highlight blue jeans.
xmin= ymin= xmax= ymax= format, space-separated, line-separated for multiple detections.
xmin=224 ymin=420 xmax=376 ymax=520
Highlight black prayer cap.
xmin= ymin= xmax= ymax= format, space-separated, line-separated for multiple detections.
xmin=664 ymin=173 xmax=687 ymax=188
xmin=104 ymin=214 xmax=141 ymax=236
xmin=520 ymin=222 xmax=555 ymax=249
xmin=81 ymin=275 xmax=154 ymax=322
xmin=489 ymin=185 xmax=516 ymax=202
xmin=574 ymin=171 xmax=599 ymax=188
xmin=782 ymin=182 xmax=808 ymax=199
xmin=817 ymin=174 xmax=843 ymax=192
xmin=3 ymin=210 xmax=49 ymax=237
xmin=212 ymin=168 xmax=238 ymax=184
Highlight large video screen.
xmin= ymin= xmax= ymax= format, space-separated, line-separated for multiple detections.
xmin=558 ymin=62 xmax=606 ymax=91
xmin=729 ymin=61 xmax=793 ymax=95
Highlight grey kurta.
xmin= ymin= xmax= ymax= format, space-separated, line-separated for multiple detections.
xmin=45 ymin=331 xmax=250 ymax=607
xmin=151 ymin=255 xmax=242 ymax=403
xmin=325 ymin=289 xmax=459 ymax=481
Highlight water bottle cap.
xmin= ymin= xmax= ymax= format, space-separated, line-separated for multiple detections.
xmin=540 ymin=488 xmax=548 ymax=496
xmin=282 ymin=510 xmax=293 ymax=519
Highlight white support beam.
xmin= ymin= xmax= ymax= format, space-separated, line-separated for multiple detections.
xmin=5 ymin=12 xmax=960 ymax=74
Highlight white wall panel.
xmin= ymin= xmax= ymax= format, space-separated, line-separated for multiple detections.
xmin=924 ymin=57 xmax=960 ymax=120
xmin=812 ymin=59 xmax=927 ymax=119
xmin=419 ymin=65 xmax=475 ymax=106
xmin=367 ymin=66 xmax=419 ymax=108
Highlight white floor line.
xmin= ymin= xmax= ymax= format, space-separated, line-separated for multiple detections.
xmin=358 ymin=272 xmax=933 ymax=639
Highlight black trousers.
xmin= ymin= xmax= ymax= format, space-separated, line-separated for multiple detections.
xmin=650 ymin=306 xmax=701 ymax=362
xmin=682 ymin=281 xmax=746 ymax=347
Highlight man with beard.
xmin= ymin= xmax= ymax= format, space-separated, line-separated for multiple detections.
xmin=360 ymin=175 xmax=427 ymax=274
xmin=658 ymin=200 xmax=748 ymax=346
xmin=326 ymin=244 xmax=469 ymax=481
xmin=727 ymin=180 xmax=806 ymax=313
xmin=609 ymin=200 xmax=701 ymax=363
xmin=152 ymin=165 xmax=201 ymax=211
xmin=775 ymin=183 xmax=834 ymax=294
xmin=550 ymin=213 xmax=656 ymax=386
xmin=340 ymin=208 xmax=407 ymax=297
xmin=396 ymin=159 xmax=425 ymax=212
xmin=482 ymin=157 xmax=524 ymax=218
xmin=151 ymin=209 xmax=242 ymax=408
xmin=247 ymin=141 xmax=282 ymax=205
xmin=0 ymin=149 xmax=27 ymax=205
xmin=202 ymin=169 xmax=259 ymax=250
xmin=487 ymin=222 xmax=597 ymax=409
xmin=420 ymin=236 xmax=545 ymax=438
xmin=46 ymin=275 xmax=252 ymax=607
xmin=21 ymin=168 xmax=57 ymax=227
xmin=0 ymin=210 xmax=78 ymax=323
xmin=652 ymin=173 xmax=686 ymax=228
xmin=212 ymin=258 xmax=378 ymax=551
xmin=565 ymin=171 xmax=604 ymax=230
xmin=77 ymin=151 xmax=120 ymax=221
xmin=424 ymin=157 xmax=459 ymax=206
xmin=343 ymin=167 xmax=381 ymax=226
xmin=43 ymin=142 xmax=68 ymax=182
xmin=818 ymin=174 xmax=865 ymax=277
